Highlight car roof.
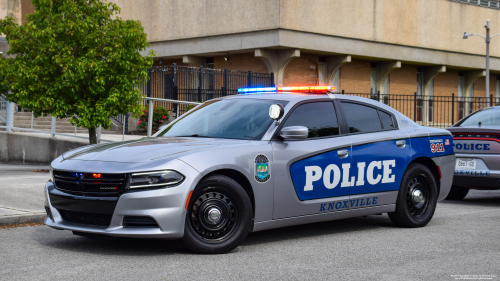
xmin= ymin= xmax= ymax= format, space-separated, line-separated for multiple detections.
xmin=222 ymin=92 xmax=397 ymax=112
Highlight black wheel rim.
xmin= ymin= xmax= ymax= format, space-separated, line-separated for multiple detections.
xmin=405 ymin=175 xmax=430 ymax=218
xmin=188 ymin=190 xmax=239 ymax=243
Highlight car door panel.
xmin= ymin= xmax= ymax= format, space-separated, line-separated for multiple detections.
xmin=272 ymin=139 xmax=352 ymax=219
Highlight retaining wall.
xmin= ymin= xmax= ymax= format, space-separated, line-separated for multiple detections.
xmin=0 ymin=132 xmax=87 ymax=165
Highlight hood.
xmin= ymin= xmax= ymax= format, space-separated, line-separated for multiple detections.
xmin=61 ymin=137 xmax=247 ymax=163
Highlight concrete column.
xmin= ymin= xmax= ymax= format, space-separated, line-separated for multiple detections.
xmin=326 ymin=55 xmax=351 ymax=91
xmin=377 ymin=61 xmax=401 ymax=99
xmin=464 ymin=70 xmax=486 ymax=114
xmin=182 ymin=55 xmax=204 ymax=67
xmin=422 ymin=65 xmax=446 ymax=126
xmin=255 ymin=49 xmax=300 ymax=86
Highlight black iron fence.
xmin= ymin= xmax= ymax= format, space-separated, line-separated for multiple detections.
xmin=341 ymin=91 xmax=500 ymax=128
xmin=139 ymin=64 xmax=274 ymax=115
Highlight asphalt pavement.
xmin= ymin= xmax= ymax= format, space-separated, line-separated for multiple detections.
xmin=0 ymin=190 xmax=499 ymax=281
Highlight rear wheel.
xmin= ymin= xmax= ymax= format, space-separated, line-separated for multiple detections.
xmin=445 ymin=185 xmax=469 ymax=200
xmin=181 ymin=175 xmax=253 ymax=254
xmin=388 ymin=164 xmax=437 ymax=228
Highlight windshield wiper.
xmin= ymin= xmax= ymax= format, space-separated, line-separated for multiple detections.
xmin=175 ymin=134 xmax=214 ymax=138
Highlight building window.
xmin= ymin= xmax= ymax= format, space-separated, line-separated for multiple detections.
xmin=496 ymin=75 xmax=500 ymax=106
xmin=416 ymin=68 xmax=423 ymax=122
xmin=429 ymin=79 xmax=434 ymax=123
xmin=448 ymin=0 xmax=500 ymax=10
xmin=370 ymin=63 xmax=377 ymax=96
xmin=458 ymin=72 xmax=465 ymax=119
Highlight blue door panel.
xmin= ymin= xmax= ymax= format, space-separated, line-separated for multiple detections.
xmin=290 ymin=147 xmax=352 ymax=200
xmin=410 ymin=135 xmax=454 ymax=159
xmin=350 ymin=140 xmax=411 ymax=195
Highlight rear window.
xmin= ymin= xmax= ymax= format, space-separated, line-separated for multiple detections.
xmin=458 ymin=108 xmax=500 ymax=127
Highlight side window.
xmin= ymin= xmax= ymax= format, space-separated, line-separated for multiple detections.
xmin=282 ymin=102 xmax=340 ymax=138
xmin=379 ymin=110 xmax=395 ymax=129
xmin=341 ymin=102 xmax=382 ymax=133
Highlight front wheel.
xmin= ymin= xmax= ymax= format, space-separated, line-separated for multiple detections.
xmin=181 ymin=175 xmax=253 ymax=254
xmin=445 ymin=185 xmax=469 ymax=200
xmin=388 ymin=164 xmax=438 ymax=228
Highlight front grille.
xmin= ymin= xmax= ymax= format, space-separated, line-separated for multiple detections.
xmin=123 ymin=216 xmax=160 ymax=228
xmin=53 ymin=171 xmax=126 ymax=196
xmin=58 ymin=209 xmax=112 ymax=226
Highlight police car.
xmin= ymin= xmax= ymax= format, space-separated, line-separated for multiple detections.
xmin=446 ymin=106 xmax=500 ymax=200
xmin=45 ymin=86 xmax=455 ymax=254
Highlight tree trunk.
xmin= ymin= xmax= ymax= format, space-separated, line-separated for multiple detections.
xmin=89 ymin=127 xmax=97 ymax=144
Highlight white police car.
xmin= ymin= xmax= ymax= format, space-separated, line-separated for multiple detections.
xmin=446 ymin=106 xmax=500 ymax=199
xmin=45 ymin=86 xmax=455 ymax=254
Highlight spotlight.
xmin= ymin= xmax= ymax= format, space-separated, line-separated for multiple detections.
xmin=224 ymin=56 xmax=229 ymax=62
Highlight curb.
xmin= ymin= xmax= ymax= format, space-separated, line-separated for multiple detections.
xmin=0 ymin=213 xmax=47 ymax=226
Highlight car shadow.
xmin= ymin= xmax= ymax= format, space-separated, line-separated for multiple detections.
xmin=32 ymin=215 xmax=396 ymax=255
xmin=439 ymin=190 xmax=500 ymax=208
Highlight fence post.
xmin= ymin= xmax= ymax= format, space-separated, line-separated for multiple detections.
xmin=5 ymin=101 xmax=14 ymax=133
xmin=173 ymin=63 xmax=178 ymax=116
xmin=248 ymin=71 xmax=252 ymax=87
xmin=224 ymin=68 xmax=229 ymax=96
xmin=147 ymin=99 xmax=154 ymax=137
xmin=147 ymin=70 xmax=152 ymax=98
xmin=342 ymin=90 xmax=344 ymax=95
xmin=413 ymin=92 xmax=417 ymax=122
xmin=491 ymin=94 xmax=494 ymax=107
xmin=198 ymin=66 xmax=203 ymax=102
xmin=451 ymin=93 xmax=455 ymax=125
xmin=377 ymin=91 xmax=380 ymax=102
xmin=51 ymin=116 xmax=56 ymax=138
xmin=271 ymin=72 xmax=275 ymax=87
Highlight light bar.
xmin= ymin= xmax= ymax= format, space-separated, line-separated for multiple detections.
xmin=278 ymin=86 xmax=335 ymax=91
xmin=237 ymin=86 xmax=336 ymax=93
xmin=238 ymin=87 xmax=277 ymax=93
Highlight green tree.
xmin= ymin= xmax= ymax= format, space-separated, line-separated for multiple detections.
xmin=0 ymin=0 xmax=154 ymax=144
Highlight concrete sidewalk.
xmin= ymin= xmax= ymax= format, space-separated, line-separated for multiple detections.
xmin=0 ymin=164 xmax=50 ymax=226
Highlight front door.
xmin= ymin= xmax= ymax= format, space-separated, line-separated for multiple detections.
xmin=272 ymin=100 xmax=352 ymax=219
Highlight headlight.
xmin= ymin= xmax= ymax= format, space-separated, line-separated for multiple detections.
xmin=128 ymin=170 xmax=184 ymax=189
xmin=49 ymin=167 xmax=54 ymax=182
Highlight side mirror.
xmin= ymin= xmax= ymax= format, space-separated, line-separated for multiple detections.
xmin=280 ymin=126 xmax=308 ymax=140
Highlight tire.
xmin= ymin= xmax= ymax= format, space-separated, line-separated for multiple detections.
xmin=181 ymin=175 xmax=253 ymax=254
xmin=388 ymin=163 xmax=438 ymax=228
xmin=445 ymin=185 xmax=469 ymax=200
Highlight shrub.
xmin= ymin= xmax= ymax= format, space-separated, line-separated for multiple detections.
xmin=137 ymin=106 xmax=170 ymax=131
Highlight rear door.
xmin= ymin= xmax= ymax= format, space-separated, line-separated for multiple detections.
xmin=272 ymin=100 xmax=352 ymax=219
xmin=337 ymin=101 xmax=411 ymax=209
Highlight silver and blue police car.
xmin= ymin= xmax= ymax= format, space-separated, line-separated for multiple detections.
xmin=446 ymin=106 xmax=500 ymax=200
xmin=45 ymin=86 xmax=455 ymax=254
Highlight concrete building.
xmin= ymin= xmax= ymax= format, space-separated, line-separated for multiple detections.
xmin=4 ymin=0 xmax=500 ymax=125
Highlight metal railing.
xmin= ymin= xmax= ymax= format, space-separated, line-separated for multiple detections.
xmin=143 ymin=97 xmax=201 ymax=137
xmin=140 ymin=64 xmax=273 ymax=115
xmin=0 ymin=94 xmax=6 ymax=123
xmin=449 ymin=0 xmax=500 ymax=9
xmin=341 ymin=91 xmax=499 ymax=128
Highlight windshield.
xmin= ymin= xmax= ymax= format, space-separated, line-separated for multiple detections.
xmin=158 ymin=98 xmax=289 ymax=140
xmin=458 ymin=108 xmax=500 ymax=127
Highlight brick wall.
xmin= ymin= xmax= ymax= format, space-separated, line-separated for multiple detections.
xmin=433 ymin=70 xmax=458 ymax=97
xmin=473 ymin=75 xmax=496 ymax=99
xmin=338 ymin=59 xmax=371 ymax=93
xmin=389 ymin=65 xmax=417 ymax=95
xmin=283 ymin=54 xmax=319 ymax=86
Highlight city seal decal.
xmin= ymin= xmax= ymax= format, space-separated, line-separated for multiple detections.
xmin=255 ymin=154 xmax=270 ymax=183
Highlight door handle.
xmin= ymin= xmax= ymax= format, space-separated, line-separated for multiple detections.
xmin=396 ymin=140 xmax=406 ymax=148
xmin=337 ymin=149 xmax=349 ymax=158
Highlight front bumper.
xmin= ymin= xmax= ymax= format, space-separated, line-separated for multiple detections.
xmin=44 ymin=160 xmax=202 ymax=238
xmin=453 ymin=153 xmax=500 ymax=190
